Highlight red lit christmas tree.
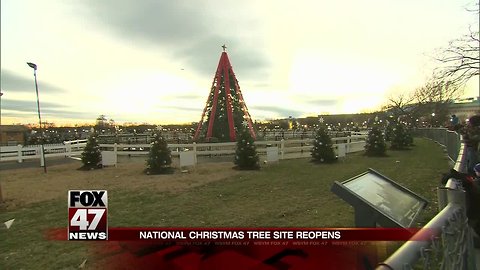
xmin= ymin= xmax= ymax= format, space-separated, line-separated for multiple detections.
xmin=194 ymin=45 xmax=256 ymax=142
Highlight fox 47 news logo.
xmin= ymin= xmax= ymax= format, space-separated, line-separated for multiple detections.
xmin=68 ymin=190 xmax=108 ymax=240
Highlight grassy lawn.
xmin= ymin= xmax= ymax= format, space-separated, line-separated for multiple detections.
xmin=0 ymin=138 xmax=450 ymax=269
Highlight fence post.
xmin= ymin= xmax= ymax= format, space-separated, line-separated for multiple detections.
xmin=114 ymin=143 xmax=118 ymax=160
xmin=65 ymin=141 xmax=72 ymax=158
xmin=437 ymin=187 xmax=449 ymax=211
xmin=193 ymin=142 xmax=197 ymax=164
xmin=346 ymin=137 xmax=351 ymax=153
xmin=280 ymin=139 xmax=285 ymax=159
xmin=17 ymin=144 xmax=23 ymax=163
xmin=40 ymin=146 xmax=44 ymax=167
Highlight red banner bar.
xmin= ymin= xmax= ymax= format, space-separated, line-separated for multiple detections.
xmin=47 ymin=227 xmax=434 ymax=242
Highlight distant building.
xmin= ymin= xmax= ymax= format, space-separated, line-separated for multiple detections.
xmin=449 ymin=97 xmax=480 ymax=123
xmin=0 ymin=125 xmax=29 ymax=146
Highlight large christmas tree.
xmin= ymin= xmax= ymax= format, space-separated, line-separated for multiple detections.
xmin=365 ymin=123 xmax=387 ymax=156
xmin=234 ymin=123 xmax=260 ymax=170
xmin=311 ymin=126 xmax=337 ymax=163
xmin=145 ymin=132 xmax=173 ymax=174
xmin=80 ymin=133 xmax=102 ymax=170
xmin=194 ymin=45 xmax=256 ymax=142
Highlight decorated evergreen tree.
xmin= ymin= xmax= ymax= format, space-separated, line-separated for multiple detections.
xmin=385 ymin=122 xmax=395 ymax=142
xmin=234 ymin=123 xmax=260 ymax=170
xmin=80 ymin=133 xmax=102 ymax=170
xmin=390 ymin=122 xmax=410 ymax=150
xmin=405 ymin=127 xmax=414 ymax=146
xmin=145 ymin=132 xmax=173 ymax=174
xmin=311 ymin=126 xmax=336 ymax=163
xmin=365 ymin=123 xmax=387 ymax=156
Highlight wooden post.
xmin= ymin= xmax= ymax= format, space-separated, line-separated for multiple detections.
xmin=347 ymin=137 xmax=351 ymax=153
xmin=0 ymin=182 xmax=3 ymax=203
xmin=193 ymin=142 xmax=197 ymax=164
xmin=40 ymin=146 xmax=44 ymax=167
xmin=65 ymin=141 xmax=71 ymax=158
xmin=17 ymin=144 xmax=23 ymax=163
xmin=280 ymin=139 xmax=285 ymax=159
xmin=114 ymin=143 xmax=118 ymax=167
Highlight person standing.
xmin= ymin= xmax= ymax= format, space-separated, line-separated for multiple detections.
xmin=470 ymin=164 xmax=480 ymax=242
xmin=450 ymin=114 xmax=461 ymax=131
xmin=463 ymin=115 xmax=480 ymax=174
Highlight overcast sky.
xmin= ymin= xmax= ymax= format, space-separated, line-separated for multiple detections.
xmin=1 ymin=0 xmax=478 ymax=126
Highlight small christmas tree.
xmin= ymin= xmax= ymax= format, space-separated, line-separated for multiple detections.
xmin=385 ymin=122 xmax=395 ymax=142
xmin=80 ymin=133 xmax=102 ymax=170
xmin=365 ymin=124 xmax=387 ymax=156
xmin=311 ymin=126 xmax=336 ymax=163
xmin=390 ymin=122 xmax=410 ymax=150
xmin=405 ymin=127 xmax=414 ymax=146
xmin=145 ymin=132 xmax=173 ymax=174
xmin=234 ymin=123 xmax=260 ymax=170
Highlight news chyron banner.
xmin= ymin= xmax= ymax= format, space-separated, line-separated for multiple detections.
xmin=68 ymin=190 xmax=108 ymax=240
xmin=58 ymin=190 xmax=431 ymax=269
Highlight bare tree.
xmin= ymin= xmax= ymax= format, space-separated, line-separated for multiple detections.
xmin=434 ymin=4 xmax=479 ymax=88
xmin=413 ymin=78 xmax=457 ymax=125
xmin=383 ymin=93 xmax=416 ymax=118
xmin=386 ymin=3 xmax=478 ymax=126
xmin=384 ymin=78 xmax=460 ymax=126
xmin=414 ymin=78 xmax=462 ymax=103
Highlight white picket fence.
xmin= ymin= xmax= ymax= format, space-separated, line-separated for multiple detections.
xmin=0 ymin=140 xmax=87 ymax=163
xmin=0 ymin=136 xmax=367 ymax=164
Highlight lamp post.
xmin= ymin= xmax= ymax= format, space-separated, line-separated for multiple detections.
xmin=0 ymin=90 xmax=3 ymax=146
xmin=0 ymin=90 xmax=3 ymax=127
xmin=0 ymin=91 xmax=2 ymax=202
xmin=27 ymin=62 xmax=47 ymax=173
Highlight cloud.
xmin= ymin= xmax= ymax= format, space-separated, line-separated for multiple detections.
xmin=174 ymin=37 xmax=270 ymax=79
xmin=249 ymin=105 xmax=304 ymax=118
xmin=1 ymin=70 xmax=65 ymax=93
xmin=159 ymin=105 xmax=203 ymax=113
xmin=80 ymin=0 xmax=269 ymax=80
xmin=82 ymin=1 xmax=208 ymax=47
xmin=169 ymin=93 xmax=205 ymax=100
xmin=303 ymin=98 xmax=340 ymax=107
xmin=1 ymin=99 xmax=95 ymax=119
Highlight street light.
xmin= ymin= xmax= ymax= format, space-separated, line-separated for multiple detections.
xmin=27 ymin=62 xmax=47 ymax=173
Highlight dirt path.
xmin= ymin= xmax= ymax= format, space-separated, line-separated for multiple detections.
xmin=0 ymin=160 xmax=240 ymax=210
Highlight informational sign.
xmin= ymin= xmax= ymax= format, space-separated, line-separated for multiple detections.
xmin=336 ymin=144 xmax=346 ymax=158
xmin=180 ymin=151 xmax=196 ymax=167
xmin=266 ymin=147 xmax=279 ymax=162
xmin=101 ymin=151 xmax=117 ymax=167
xmin=331 ymin=169 xmax=428 ymax=228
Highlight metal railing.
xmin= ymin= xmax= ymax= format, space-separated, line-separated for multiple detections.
xmin=415 ymin=128 xmax=462 ymax=163
xmin=377 ymin=128 xmax=477 ymax=270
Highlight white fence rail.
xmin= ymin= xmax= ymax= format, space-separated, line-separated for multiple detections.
xmin=0 ymin=136 xmax=367 ymax=164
